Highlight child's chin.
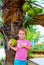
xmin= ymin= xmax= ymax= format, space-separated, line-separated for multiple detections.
xmin=20 ymin=38 xmax=24 ymax=40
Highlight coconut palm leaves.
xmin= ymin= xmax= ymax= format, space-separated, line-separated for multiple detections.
xmin=22 ymin=0 xmax=43 ymax=27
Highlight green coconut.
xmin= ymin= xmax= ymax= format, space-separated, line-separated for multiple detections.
xmin=10 ymin=39 xmax=17 ymax=46
xmin=22 ymin=3 xmax=30 ymax=12
xmin=27 ymin=9 xmax=35 ymax=17
xmin=33 ymin=7 xmax=42 ymax=13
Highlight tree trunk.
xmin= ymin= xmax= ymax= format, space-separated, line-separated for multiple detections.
xmin=2 ymin=1 xmax=25 ymax=65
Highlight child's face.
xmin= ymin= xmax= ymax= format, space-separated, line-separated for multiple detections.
xmin=18 ymin=30 xmax=26 ymax=40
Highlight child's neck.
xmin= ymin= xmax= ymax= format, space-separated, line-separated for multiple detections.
xmin=19 ymin=38 xmax=25 ymax=40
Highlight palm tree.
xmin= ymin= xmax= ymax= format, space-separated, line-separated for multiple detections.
xmin=0 ymin=0 xmax=25 ymax=65
xmin=2 ymin=0 xmax=25 ymax=40
xmin=0 ymin=0 xmax=44 ymax=42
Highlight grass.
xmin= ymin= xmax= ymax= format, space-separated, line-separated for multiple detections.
xmin=28 ymin=53 xmax=44 ymax=58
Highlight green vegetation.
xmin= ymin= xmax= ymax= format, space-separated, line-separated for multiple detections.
xmin=0 ymin=0 xmax=3 ymax=5
xmin=22 ymin=1 xmax=43 ymax=27
xmin=33 ymin=43 xmax=44 ymax=52
xmin=25 ymin=25 xmax=44 ymax=58
xmin=25 ymin=25 xmax=40 ymax=42
xmin=28 ymin=43 xmax=44 ymax=58
xmin=0 ymin=32 xmax=5 ymax=48
xmin=33 ymin=7 xmax=42 ymax=13
xmin=0 ymin=11 xmax=4 ymax=27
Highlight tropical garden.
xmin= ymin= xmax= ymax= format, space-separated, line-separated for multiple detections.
xmin=0 ymin=0 xmax=44 ymax=65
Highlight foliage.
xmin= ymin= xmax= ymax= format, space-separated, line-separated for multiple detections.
xmin=28 ymin=50 xmax=34 ymax=58
xmin=22 ymin=1 xmax=43 ymax=27
xmin=31 ymin=0 xmax=37 ymax=2
xmin=0 ymin=11 xmax=4 ymax=27
xmin=34 ymin=31 xmax=40 ymax=43
xmin=41 ymin=9 xmax=44 ymax=14
xmin=33 ymin=7 xmax=42 ymax=13
xmin=0 ymin=0 xmax=3 ymax=5
xmin=0 ymin=0 xmax=3 ymax=27
xmin=25 ymin=25 xmax=40 ymax=42
xmin=0 ymin=32 xmax=3 ymax=38
xmin=0 ymin=32 xmax=5 ymax=47
xmin=25 ymin=27 xmax=35 ymax=41
xmin=28 ymin=43 xmax=44 ymax=58
xmin=0 ymin=17 xmax=4 ymax=27
xmin=32 ymin=43 xmax=44 ymax=52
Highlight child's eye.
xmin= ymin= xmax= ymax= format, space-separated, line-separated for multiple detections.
xmin=20 ymin=33 xmax=22 ymax=35
xmin=20 ymin=33 xmax=25 ymax=35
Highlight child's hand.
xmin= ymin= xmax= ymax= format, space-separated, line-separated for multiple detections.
xmin=20 ymin=44 xmax=32 ymax=50
xmin=8 ymin=40 xmax=11 ymax=47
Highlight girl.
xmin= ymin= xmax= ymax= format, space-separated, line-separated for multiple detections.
xmin=8 ymin=28 xmax=32 ymax=65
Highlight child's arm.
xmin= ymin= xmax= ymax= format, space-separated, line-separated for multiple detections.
xmin=20 ymin=44 xmax=32 ymax=50
xmin=20 ymin=40 xmax=32 ymax=50
xmin=9 ymin=46 xmax=17 ymax=51
xmin=24 ymin=45 xmax=32 ymax=50
xmin=24 ymin=40 xmax=32 ymax=50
